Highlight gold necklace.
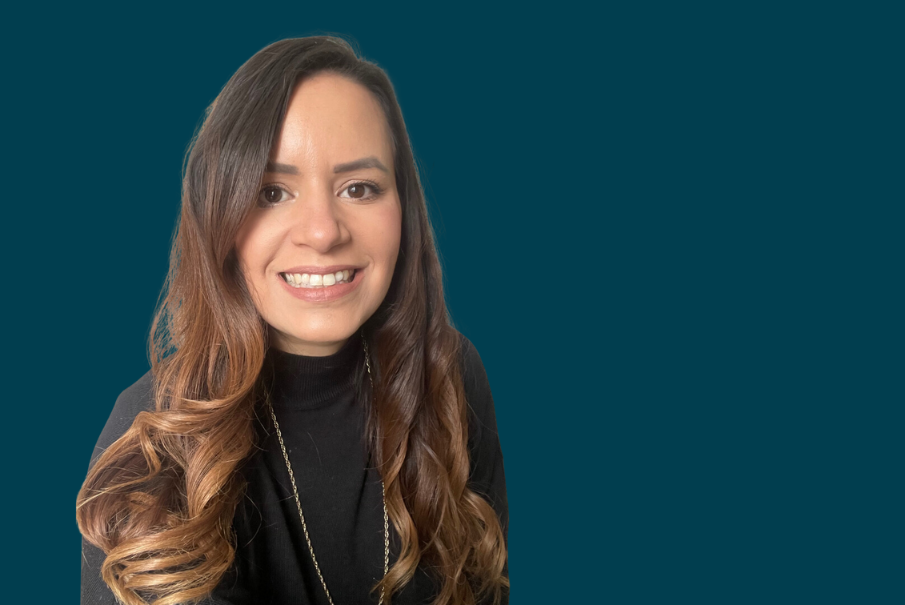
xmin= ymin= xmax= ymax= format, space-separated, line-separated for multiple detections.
xmin=267 ymin=333 xmax=389 ymax=605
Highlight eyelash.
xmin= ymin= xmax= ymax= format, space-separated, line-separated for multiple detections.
xmin=257 ymin=181 xmax=384 ymax=207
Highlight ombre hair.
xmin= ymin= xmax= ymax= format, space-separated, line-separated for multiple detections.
xmin=76 ymin=36 xmax=508 ymax=605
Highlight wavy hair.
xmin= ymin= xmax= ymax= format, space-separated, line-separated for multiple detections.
xmin=75 ymin=36 xmax=508 ymax=605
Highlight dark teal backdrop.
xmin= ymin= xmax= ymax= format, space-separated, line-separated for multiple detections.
xmin=4 ymin=3 xmax=900 ymax=604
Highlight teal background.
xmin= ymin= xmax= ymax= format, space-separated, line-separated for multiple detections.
xmin=3 ymin=3 xmax=901 ymax=603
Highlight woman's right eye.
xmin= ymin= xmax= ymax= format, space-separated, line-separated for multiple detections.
xmin=258 ymin=185 xmax=291 ymax=206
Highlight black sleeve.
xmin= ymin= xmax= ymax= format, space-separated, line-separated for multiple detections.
xmin=81 ymin=535 xmax=116 ymax=605
xmin=460 ymin=333 xmax=510 ymax=604
xmin=81 ymin=370 xmax=155 ymax=605
xmin=80 ymin=370 xmax=251 ymax=604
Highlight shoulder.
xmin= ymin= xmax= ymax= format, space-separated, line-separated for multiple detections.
xmin=452 ymin=331 xmax=507 ymax=512
xmin=456 ymin=330 xmax=490 ymax=394
xmin=87 ymin=369 xmax=157 ymax=471
xmin=454 ymin=330 xmax=500 ymax=450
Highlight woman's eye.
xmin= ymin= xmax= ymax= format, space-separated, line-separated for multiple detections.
xmin=258 ymin=185 xmax=290 ymax=206
xmin=340 ymin=182 xmax=382 ymax=200
xmin=258 ymin=182 xmax=382 ymax=206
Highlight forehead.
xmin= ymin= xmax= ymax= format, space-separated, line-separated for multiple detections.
xmin=272 ymin=72 xmax=393 ymax=167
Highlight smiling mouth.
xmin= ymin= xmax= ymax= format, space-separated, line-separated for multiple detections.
xmin=279 ymin=269 xmax=358 ymax=289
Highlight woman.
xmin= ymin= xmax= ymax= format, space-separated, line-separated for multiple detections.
xmin=76 ymin=36 xmax=509 ymax=605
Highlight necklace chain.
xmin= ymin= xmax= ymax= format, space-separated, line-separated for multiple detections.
xmin=267 ymin=333 xmax=389 ymax=605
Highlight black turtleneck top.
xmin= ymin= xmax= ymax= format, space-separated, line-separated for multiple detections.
xmin=80 ymin=330 xmax=509 ymax=605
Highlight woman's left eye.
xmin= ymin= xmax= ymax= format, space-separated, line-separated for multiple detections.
xmin=340 ymin=182 xmax=383 ymax=200
xmin=258 ymin=185 xmax=291 ymax=206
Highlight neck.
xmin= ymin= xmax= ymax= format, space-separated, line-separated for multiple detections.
xmin=263 ymin=330 xmax=364 ymax=410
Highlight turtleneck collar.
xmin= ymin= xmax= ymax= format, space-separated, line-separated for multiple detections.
xmin=263 ymin=330 xmax=364 ymax=410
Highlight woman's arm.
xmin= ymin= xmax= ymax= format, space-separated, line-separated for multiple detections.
xmin=82 ymin=533 xmax=250 ymax=605
xmin=80 ymin=372 xmax=154 ymax=605
xmin=79 ymin=371 xmax=251 ymax=604
xmin=81 ymin=537 xmax=116 ymax=605
xmin=460 ymin=333 xmax=510 ymax=604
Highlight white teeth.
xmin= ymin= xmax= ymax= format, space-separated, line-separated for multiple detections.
xmin=282 ymin=269 xmax=356 ymax=288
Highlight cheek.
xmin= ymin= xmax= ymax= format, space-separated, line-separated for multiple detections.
xmin=234 ymin=214 xmax=277 ymax=275
xmin=233 ymin=237 xmax=256 ymax=278
xmin=233 ymin=228 xmax=271 ymax=310
xmin=234 ymin=222 xmax=255 ymax=267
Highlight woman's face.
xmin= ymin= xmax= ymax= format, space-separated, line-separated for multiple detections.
xmin=235 ymin=72 xmax=402 ymax=356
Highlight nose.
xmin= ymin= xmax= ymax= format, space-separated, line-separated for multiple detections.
xmin=287 ymin=183 xmax=349 ymax=252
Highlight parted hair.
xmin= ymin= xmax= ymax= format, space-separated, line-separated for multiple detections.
xmin=75 ymin=35 xmax=509 ymax=605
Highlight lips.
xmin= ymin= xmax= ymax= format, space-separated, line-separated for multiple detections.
xmin=277 ymin=265 xmax=364 ymax=302
xmin=280 ymin=268 xmax=357 ymax=287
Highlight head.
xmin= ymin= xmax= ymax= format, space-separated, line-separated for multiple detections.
xmin=234 ymin=71 xmax=402 ymax=356
xmin=177 ymin=35 xmax=424 ymax=360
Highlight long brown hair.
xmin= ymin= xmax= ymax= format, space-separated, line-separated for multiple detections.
xmin=76 ymin=36 xmax=508 ymax=605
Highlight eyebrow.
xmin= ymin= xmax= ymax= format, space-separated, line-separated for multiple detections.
xmin=265 ymin=156 xmax=389 ymax=175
